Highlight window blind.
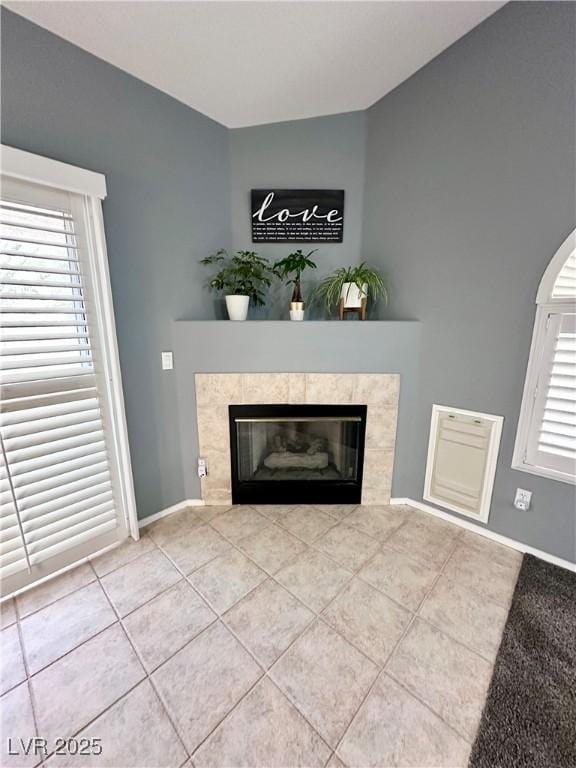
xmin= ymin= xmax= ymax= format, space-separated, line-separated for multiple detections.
xmin=527 ymin=313 xmax=576 ymax=476
xmin=1 ymin=180 xmax=127 ymax=595
xmin=552 ymin=250 xmax=576 ymax=299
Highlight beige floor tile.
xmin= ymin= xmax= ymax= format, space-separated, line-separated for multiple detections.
xmin=46 ymin=680 xmax=187 ymax=767
xmin=258 ymin=505 xmax=296 ymax=524
xmin=90 ymin=535 xmax=156 ymax=577
xmin=386 ymin=518 xmax=459 ymax=568
xmin=239 ymin=525 xmax=307 ymax=574
xmin=123 ymin=581 xmax=216 ymax=671
xmin=359 ymin=547 xmax=439 ymax=611
xmin=1 ymin=625 xmax=26 ymax=695
xmin=442 ymin=542 xmax=520 ymax=607
xmin=195 ymin=505 xmax=234 ymax=522
xmin=459 ymin=531 xmax=522 ymax=567
xmin=100 ymin=550 xmax=181 ymax=617
xmin=344 ymin=505 xmax=408 ymax=541
xmin=322 ymin=579 xmax=411 ymax=666
xmin=152 ymin=622 xmax=261 ymax=753
xmin=270 ymin=620 xmax=378 ymax=747
xmin=275 ymin=550 xmax=353 ymax=613
xmin=210 ymin=506 xmax=272 ymax=543
xmin=279 ymin=506 xmax=337 ymax=543
xmin=20 ymin=582 xmax=116 ymax=674
xmin=1 ymin=599 xmax=17 ymax=630
xmin=314 ymin=524 xmax=381 ymax=572
xmin=189 ymin=549 xmax=267 ymax=614
xmin=338 ymin=674 xmax=470 ymax=767
xmin=314 ymin=505 xmax=358 ymax=522
xmin=161 ymin=525 xmax=232 ymax=575
xmin=419 ymin=573 xmax=509 ymax=661
xmin=31 ymin=624 xmax=144 ymax=748
xmin=327 ymin=753 xmax=347 ymax=768
xmin=16 ymin=563 xmax=95 ymax=618
xmin=404 ymin=508 xmax=457 ymax=531
xmin=1 ymin=683 xmax=39 ymax=768
xmin=224 ymin=580 xmax=313 ymax=668
xmin=387 ymin=619 xmax=492 ymax=741
xmin=193 ymin=678 xmax=330 ymax=768
xmin=144 ymin=506 xmax=207 ymax=547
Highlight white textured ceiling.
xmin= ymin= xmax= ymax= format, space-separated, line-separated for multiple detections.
xmin=6 ymin=1 xmax=506 ymax=128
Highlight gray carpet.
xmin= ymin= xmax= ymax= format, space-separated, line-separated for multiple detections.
xmin=469 ymin=554 xmax=576 ymax=768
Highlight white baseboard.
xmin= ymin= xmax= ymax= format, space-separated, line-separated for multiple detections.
xmin=138 ymin=499 xmax=204 ymax=529
xmin=391 ymin=497 xmax=576 ymax=573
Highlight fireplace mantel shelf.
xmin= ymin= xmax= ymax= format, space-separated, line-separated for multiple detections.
xmin=176 ymin=319 xmax=418 ymax=324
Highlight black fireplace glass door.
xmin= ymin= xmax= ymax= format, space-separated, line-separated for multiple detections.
xmin=236 ymin=417 xmax=362 ymax=482
xmin=229 ymin=405 xmax=367 ymax=505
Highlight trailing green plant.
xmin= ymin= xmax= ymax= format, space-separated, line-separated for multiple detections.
xmin=273 ymin=249 xmax=318 ymax=303
xmin=200 ymin=249 xmax=275 ymax=306
xmin=315 ymin=262 xmax=388 ymax=311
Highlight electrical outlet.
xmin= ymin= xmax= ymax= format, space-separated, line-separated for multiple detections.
xmin=161 ymin=351 xmax=173 ymax=370
xmin=198 ymin=458 xmax=207 ymax=478
xmin=514 ymin=488 xmax=532 ymax=511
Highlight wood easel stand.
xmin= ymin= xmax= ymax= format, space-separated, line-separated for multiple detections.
xmin=338 ymin=298 xmax=367 ymax=320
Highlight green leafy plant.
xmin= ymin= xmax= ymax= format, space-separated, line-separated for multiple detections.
xmin=315 ymin=262 xmax=388 ymax=311
xmin=200 ymin=249 xmax=275 ymax=306
xmin=273 ymin=249 xmax=318 ymax=303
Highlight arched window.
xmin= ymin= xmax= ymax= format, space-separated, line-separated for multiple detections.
xmin=513 ymin=230 xmax=576 ymax=483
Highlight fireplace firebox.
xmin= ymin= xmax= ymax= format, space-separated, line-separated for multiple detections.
xmin=229 ymin=404 xmax=367 ymax=505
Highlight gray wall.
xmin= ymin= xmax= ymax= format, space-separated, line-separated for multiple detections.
xmin=363 ymin=2 xmax=576 ymax=561
xmin=1 ymin=9 xmax=232 ymax=520
xmin=229 ymin=113 xmax=366 ymax=318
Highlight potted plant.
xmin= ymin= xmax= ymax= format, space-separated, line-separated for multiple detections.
xmin=273 ymin=249 xmax=318 ymax=321
xmin=200 ymin=249 xmax=275 ymax=320
xmin=316 ymin=262 xmax=388 ymax=320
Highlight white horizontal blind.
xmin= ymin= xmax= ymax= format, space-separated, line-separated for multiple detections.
xmin=527 ymin=313 xmax=576 ymax=476
xmin=1 ymin=178 xmax=126 ymax=595
xmin=552 ymin=250 xmax=576 ymax=299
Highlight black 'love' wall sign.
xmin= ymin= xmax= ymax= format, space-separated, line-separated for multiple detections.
xmin=251 ymin=189 xmax=345 ymax=243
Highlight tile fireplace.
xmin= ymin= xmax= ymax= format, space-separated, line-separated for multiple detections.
xmin=229 ymin=404 xmax=367 ymax=504
xmin=194 ymin=373 xmax=399 ymax=506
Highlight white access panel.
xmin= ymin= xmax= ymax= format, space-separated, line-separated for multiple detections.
xmin=424 ymin=405 xmax=504 ymax=523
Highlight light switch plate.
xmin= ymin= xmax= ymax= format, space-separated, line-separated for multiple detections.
xmin=161 ymin=351 xmax=173 ymax=370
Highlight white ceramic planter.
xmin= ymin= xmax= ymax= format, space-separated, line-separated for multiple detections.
xmin=340 ymin=282 xmax=368 ymax=308
xmin=225 ymin=294 xmax=249 ymax=321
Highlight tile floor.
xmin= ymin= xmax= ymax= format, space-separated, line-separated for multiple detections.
xmin=0 ymin=504 xmax=523 ymax=768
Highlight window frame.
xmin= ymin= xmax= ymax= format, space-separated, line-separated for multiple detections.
xmin=512 ymin=229 xmax=576 ymax=485
xmin=1 ymin=144 xmax=140 ymax=539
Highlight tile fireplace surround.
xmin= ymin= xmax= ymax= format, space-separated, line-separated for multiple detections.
xmin=195 ymin=373 xmax=399 ymax=506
